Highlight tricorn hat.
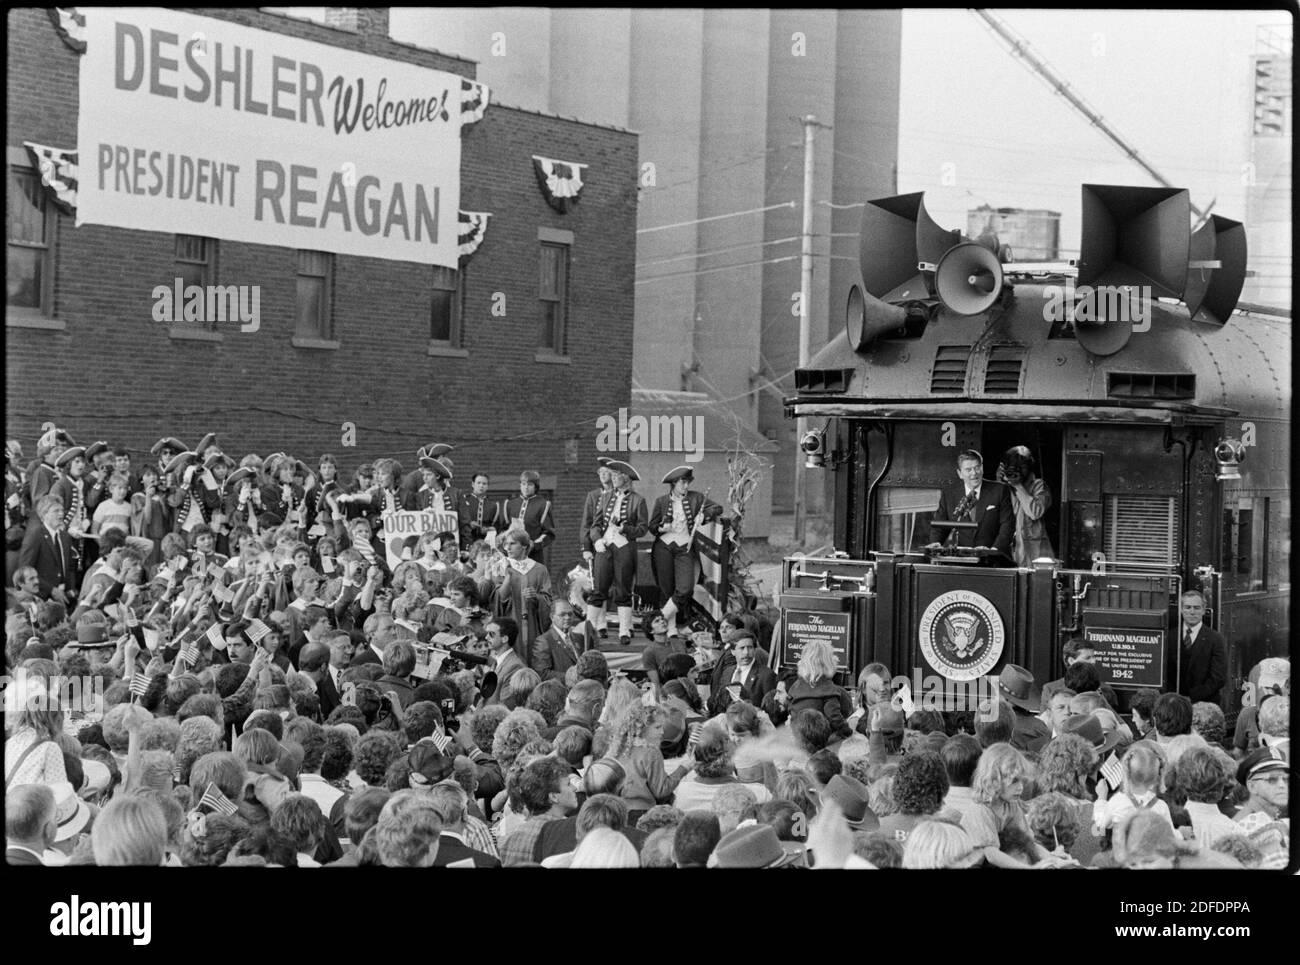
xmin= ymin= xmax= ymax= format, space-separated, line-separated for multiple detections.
xmin=196 ymin=433 xmax=219 ymax=455
xmin=151 ymin=437 xmax=187 ymax=456
xmin=604 ymin=460 xmax=639 ymax=481
xmin=419 ymin=456 xmax=452 ymax=480
xmin=84 ymin=440 xmax=110 ymax=463
xmin=55 ymin=446 xmax=87 ymax=468
xmin=164 ymin=451 xmax=200 ymax=475
xmin=662 ymin=465 xmax=694 ymax=485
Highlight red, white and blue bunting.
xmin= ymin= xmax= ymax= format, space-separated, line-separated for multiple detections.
xmin=531 ymin=155 xmax=587 ymax=214
xmin=48 ymin=8 xmax=87 ymax=52
xmin=23 ymin=142 xmax=79 ymax=215
xmin=458 ymin=211 xmax=491 ymax=258
xmin=460 ymin=79 xmax=490 ymax=128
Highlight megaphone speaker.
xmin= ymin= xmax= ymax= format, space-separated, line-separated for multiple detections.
xmin=1074 ymin=315 xmax=1133 ymax=356
xmin=1078 ymin=184 xmax=1190 ymax=298
xmin=845 ymin=283 xmax=907 ymax=351
xmin=1184 ymin=215 xmax=1247 ymax=326
xmin=934 ymin=242 xmax=1004 ymax=316
xmin=859 ymin=192 xmax=957 ymax=301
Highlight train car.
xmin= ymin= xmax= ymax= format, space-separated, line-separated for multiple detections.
xmin=778 ymin=185 xmax=1289 ymax=721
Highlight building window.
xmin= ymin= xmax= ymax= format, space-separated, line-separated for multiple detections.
xmin=296 ymin=250 xmax=333 ymax=339
xmin=539 ymin=241 xmax=568 ymax=354
xmin=430 ymin=264 xmax=463 ymax=346
xmin=7 ymin=166 xmax=53 ymax=314
xmin=1223 ymin=497 xmax=1269 ymax=592
xmin=873 ymin=487 xmax=940 ymax=553
xmin=174 ymin=236 xmax=217 ymax=328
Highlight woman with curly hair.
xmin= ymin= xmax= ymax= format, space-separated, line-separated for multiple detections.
xmin=174 ymin=715 xmax=223 ymax=786
xmin=607 ymin=704 xmax=694 ymax=822
xmin=1025 ymin=791 xmax=1081 ymax=859
xmin=1173 ymin=746 xmax=1240 ymax=850
xmin=875 ymin=750 xmax=950 ymax=843
xmin=491 ymin=707 xmax=545 ymax=773
xmin=179 ymin=811 xmax=251 ymax=866
xmin=591 ymin=676 xmax=641 ymax=758
xmin=1034 ymin=733 xmax=1101 ymax=864
xmin=964 ymin=743 xmax=1074 ymax=869
xmin=350 ymin=729 xmax=403 ymax=790
xmin=525 ymin=679 xmax=567 ymax=730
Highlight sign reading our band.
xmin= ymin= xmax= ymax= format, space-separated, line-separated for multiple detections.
xmin=1083 ymin=626 xmax=1164 ymax=689
xmin=76 ymin=8 xmax=463 ymax=265
xmin=918 ymin=589 xmax=1005 ymax=681
xmin=782 ymin=609 xmax=851 ymax=671
xmin=382 ymin=509 xmax=458 ymax=571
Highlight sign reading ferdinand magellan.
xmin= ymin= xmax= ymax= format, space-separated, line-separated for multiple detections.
xmin=76 ymin=8 xmax=464 ymax=265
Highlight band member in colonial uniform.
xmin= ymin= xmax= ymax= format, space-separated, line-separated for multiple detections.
xmin=51 ymin=445 xmax=90 ymax=580
xmin=204 ymin=453 xmax=237 ymax=554
xmin=578 ymin=458 xmax=613 ymax=637
xmin=502 ymin=470 xmax=555 ymax=565
xmin=398 ymin=443 xmax=453 ymax=508
xmin=131 ymin=463 xmax=172 ymax=565
xmin=486 ymin=529 xmax=553 ymax=665
xmin=341 ymin=462 xmax=377 ymax=527
xmin=81 ymin=441 xmax=113 ymax=515
xmin=585 ymin=460 xmax=648 ymax=645
xmin=649 ymin=466 xmax=723 ymax=637
xmin=164 ymin=450 xmax=210 ymax=536
xmin=340 ymin=457 xmax=404 ymax=521
xmin=149 ymin=436 xmax=186 ymax=520
xmin=310 ymin=453 xmax=343 ymax=538
xmin=458 ymin=471 xmax=501 ymax=548
xmin=224 ymin=464 xmax=266 ymax=535
xmin=259 ymin=453 xmax=307 ymax=531
xmin=29 ymin=425 xmax=73 ymax=510
xmin=407 ymin=455 xmax=460 ymax=517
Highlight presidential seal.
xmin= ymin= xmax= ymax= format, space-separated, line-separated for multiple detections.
xmin=918 ymin=590 xmax=1005 ymax=681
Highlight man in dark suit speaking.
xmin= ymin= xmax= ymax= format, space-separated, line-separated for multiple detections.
xmin=1177 ymin=590 xmax=1227 ymax=704
xmin=927 ymin=449 xmax=1015 ymax=565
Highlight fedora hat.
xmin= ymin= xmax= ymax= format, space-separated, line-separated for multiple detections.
xmin=75 ymin=624 xmax=113 ymax=648
xmin=997 ymin=664 xmax=1041 ymax=713
xmin=821 ymin=774 xmax=879 ymax=830
xmin=713 ymin=824 xmax=800 ymax=868
xmin=1059 ymin=714 xmax=1123 ymax=755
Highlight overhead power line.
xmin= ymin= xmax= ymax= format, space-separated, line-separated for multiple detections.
xmin=638 ymin=201 xmax=796 ymax=235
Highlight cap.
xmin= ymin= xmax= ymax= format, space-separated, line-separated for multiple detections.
xmin=55 ymin=446 xmax=86 ymax=468
xmin=604 ymin=460 xmax=639 ymax=481
xmin=1236 ymin=745 xmax=1290 ymax=785
xmin=408 ymin=741 xmax=455 ymax=786
xmin=661 ymin=465 xmax=694 ymax=485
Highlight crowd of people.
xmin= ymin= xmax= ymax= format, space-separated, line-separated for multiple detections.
xmin=3 ymin=427 xmax=1291 ymax=869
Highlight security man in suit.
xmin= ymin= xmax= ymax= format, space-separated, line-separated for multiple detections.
xmin=501 ymin=470 xmax=555 ymax=565
xmin=927 ymin=448 xmax=1015 ymax=565
xmin=578 ymin=458 xmax=614 ymax=638
xmin=585 ymin=460 xmax=648 ymax=645
xmin=648 ymin=466 xmax=723 ymax=638
xmin=458 ymin=471 xmax=501 ymax=549
xmin=1177 ymin=589 xmax=1228 ymax=704
xmin=20 ymin=495 xmax=77 ymax=604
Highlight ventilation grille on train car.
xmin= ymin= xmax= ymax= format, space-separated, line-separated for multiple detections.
xmin=930 ymin=345 xmax=972 ymax=393
xmin=1105 ymin=494 xmax=1180 ymax=568
xmin=982 ymin=346 xmax=1025 ymax=394
xmin=795 ymin=368 xmax=854 ymax=394
xmin=1107 ymin=373 xmax=1196 ymax=400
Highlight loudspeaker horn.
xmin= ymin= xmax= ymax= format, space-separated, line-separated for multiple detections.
xmin=1183 ymin=215 xmax=1247 ymax=325
xmin=934 ymin=242 xmax=1004 ymax=316
xmin=1078 ymin=184 xmax=1191 ymax=298
xmin=859 ymin=192 xmax=959 ymax=301
xmin=1074 ymin=314 xmax=1133 ymax=356
xmin=845 ymin=283 xmax=907 ymax=350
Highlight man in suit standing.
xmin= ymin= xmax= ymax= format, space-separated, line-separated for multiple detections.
xmin=485 ymin=617 xmax=526 ymax=705
xmin=531 ymin=599 xmax=588 ymax=683
xmin=927 ymin=449 xmax=1015 ymax=564
xmin=349 ymin=623 xmax=393 ymax=669
xmin=1177 ymin=590 xmax=1227 ymax=704
xmin=707 ymin=632 xmax=776 ymax=716
xmin=298 ymin=640 xmax=342 ymax=720
xmin=19 ymin=495 xmax=76 ymax=604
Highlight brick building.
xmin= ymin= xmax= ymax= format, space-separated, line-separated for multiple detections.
xmin=5 ymin=7 xmax=638 ymax=575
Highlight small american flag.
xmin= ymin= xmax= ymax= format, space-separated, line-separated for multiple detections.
xmin=246 ymin=619 xmax=271 ymax=644
xmin=129 ymin=673 xmax=151 ymax=699
xmin=1100 ymin=750 xmax=1124 ymax=790
xmin=179 ymin=640 xmax=200 ymax=667
xmin=198 ymin=782 xmax=238 ymax=817
xmin=429 ymin=731 xmax=451 ymax=754
xmin=206 ymin=624 xmax=226 ymax=650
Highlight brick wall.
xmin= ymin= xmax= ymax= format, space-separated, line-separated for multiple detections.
xmin=5 ymin=7 xmax=639 ymax=576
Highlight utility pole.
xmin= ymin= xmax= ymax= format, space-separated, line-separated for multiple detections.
xmin=793 ymin=114 xmax=831 ymax=545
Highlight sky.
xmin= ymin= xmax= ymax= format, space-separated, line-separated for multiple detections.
xmin=896 ymin=8 xmax=1290 ymax=264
